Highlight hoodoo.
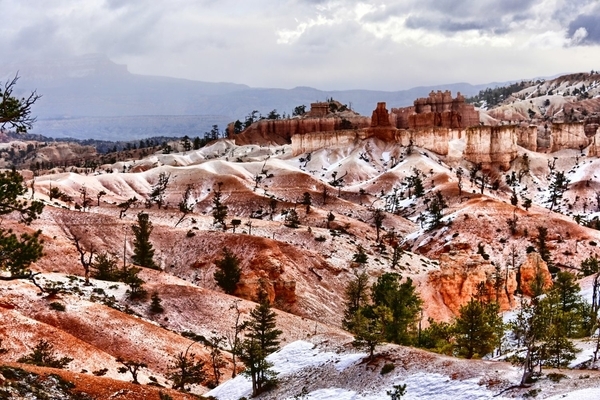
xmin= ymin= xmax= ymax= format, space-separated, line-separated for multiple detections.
xmin=231 ymin=90 xmax=599 ymax=171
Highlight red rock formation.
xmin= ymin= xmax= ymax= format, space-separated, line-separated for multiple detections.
xmin=392 ymin=91 xmax=479 ymax=130
xmin=585 ymin=115 xmax=600 ymax=137
xmin=429 ymin=251 xmax=517 ymax=315
xmin=306 ymin=102 xmax=329 ymax=117
xmin=428 ymin=251 xmax=552 ymax=317
xmin=231 ymin=116 xmax=371 ymax=146
xmin=371 ymin=102 xmax=392 ymax=127
xmin=518 ymin=252 xmax=552 ymax=297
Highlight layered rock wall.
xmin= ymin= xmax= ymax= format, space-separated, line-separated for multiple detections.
xmin=550 ymin=122 xmax=590 ymax=152
xmin=233 ymin=99 xmax=598 ymax=168
xmin=464 ymin=126 xmax=518 ymax=170
xmin=402 ymin=128 xmax=458 ymax=155
xmin=587 ymin=127 xmax=600 ymax=157
xmin=291 ymin=130 xmax=367 ymax=155
xmin=232 ymin=116 xmax=371 ymax=145
xmin=516 ymin=126 xmax=538 ymax=151
xmin=392 ymin=90 xmax=479 ymax=130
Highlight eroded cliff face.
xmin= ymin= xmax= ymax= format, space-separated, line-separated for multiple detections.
xmin=429 ymin=251 xmax=517 ymax=315
xmin=518 ymin=252 xmax=553 ymax=297
xmin=232 ymin=116 xmax=371 ymax=146
xmin=587 ymin=127 xmax=600 ymax=157
xmin=550 ymin=123 xmax=590 ymax=153
xmin=292 ymin=127 xmax=456 ymax=156
xmin=464 ymin=126 xmax=518 ymax=170
xmin=516 ymin=126 xmax=538 ymax=151
xmin=234 ymin=101 xmax=597 ymax=167
xmin=428 ymin=251 xmax=551 ymax=316
xmin=396 ymin=128 xmax=458 ymax=156
xmin=291 ymin=130 xmax=367 ymax=156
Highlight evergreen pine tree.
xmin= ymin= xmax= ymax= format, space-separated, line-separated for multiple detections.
xmin=212 ymin=183 xmax=228 ymax=230
xmin=370 ymin=272 xmax=422 ymax=345
xmin=352 ymin=244 xmax=369 ymax=266
xmin=0 ymin=78 xmax=45 ymax=287
xmin=91 ymin=252 xmax=120 ymax=281
xmin=342 ymin=271 xmax=370 ymax=331
xmin=131 ymin=212 xmax=158 ymax=270
xmin=149 ymin=291 xmax=164 ymax=313
xmin=0 ymin=170 xmax=44 ymax=279
xmin=240 ymin=286 xmax=282 ymax=396
xmin=122 ymin=265 xmax=146 ymax=300
xmin=351 ymin=305 xmax=388 ymax=360
xmin=426 ymin=191 xmax=447 ymax=230
xmin=213 ymin=248 xmax=242 ymax=294
xmin=148 ymin=172 xmax=171 ymax=209
xmin=549 ymin=271 xmax=586 ymax=337
xmin=535 ymin=226 xmax=556 ymax=273
xmin=453 ymin=299 xmax=502 ymax=359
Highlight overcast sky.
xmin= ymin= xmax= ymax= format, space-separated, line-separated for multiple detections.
xmin=1 ymin=0 xmax=599 ymax=90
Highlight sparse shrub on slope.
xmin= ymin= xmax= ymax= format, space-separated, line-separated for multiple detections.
xmin=166 ymin=350 xmax=206 ymax=391
xmin=116 ymin=357 xmax=147 ymax=385
xmin=91 ymin=251 xmax=121 ymax=281
xmin=17 ymin=339 xmax=73 ymax=369
xmin=0 ymin=366 xmax=92 ymax=400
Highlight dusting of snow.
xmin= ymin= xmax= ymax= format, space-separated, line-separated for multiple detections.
xmin=207 ymin=341 xmax=368 ymax=399
xmin=207 ymin=340 xmax=518 ymax=400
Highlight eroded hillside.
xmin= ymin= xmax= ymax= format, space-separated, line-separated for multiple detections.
xmin=3 ymin=74 xmax=600 ymax=397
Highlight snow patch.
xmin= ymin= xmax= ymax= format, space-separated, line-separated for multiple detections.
xmin=546 ymin=388 xmax=600 ymax=400
xmin=207 ymin=341 xmax=367 ymax=400
xmin=207 ymin=340 xmax=517 ymax=400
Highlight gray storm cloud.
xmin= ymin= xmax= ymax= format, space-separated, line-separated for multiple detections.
xmin=0 ymin=0 xmax=598 ymax=90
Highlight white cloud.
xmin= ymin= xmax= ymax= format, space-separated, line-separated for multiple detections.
xmin=277 ymin=15 xmax=337 ymax=44
xmin=522 ymin=30 xmax=570 ymax=49
xmin=570 ymin=27 xmax=589 ymax=45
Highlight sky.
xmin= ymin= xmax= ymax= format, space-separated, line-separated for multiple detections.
xmin=1 ymin=0 xmax=600 ymax=91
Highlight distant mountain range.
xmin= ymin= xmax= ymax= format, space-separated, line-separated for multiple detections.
xmin=2 ymin=54 xmax=506 ymax=140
